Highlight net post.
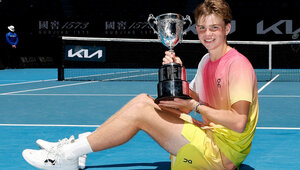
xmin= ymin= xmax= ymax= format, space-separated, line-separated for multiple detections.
xmin=58 ymin=36 xmax=65 ymax=81
xmin=268 ymin=43 xmax=272 ymax=70
xmin=268 ymin=43 xmax=272 ymax=81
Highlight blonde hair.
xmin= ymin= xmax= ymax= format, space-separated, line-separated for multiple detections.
xmin=194 ymin=0 xmax=232 ymax=25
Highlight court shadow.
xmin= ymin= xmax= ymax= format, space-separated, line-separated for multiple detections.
xmin=85 ymin=161 xmax=171 ymax=169
xmin=240 ymin=164 xmax=255 ymax=170
xmin=86 ymin=162 xmax=254 ymax=170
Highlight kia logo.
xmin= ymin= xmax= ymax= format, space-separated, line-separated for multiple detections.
xmin=68 ymin=49 xmax=103 ymax=59
xmin=65 ymin=45 xmax=106 ymax=62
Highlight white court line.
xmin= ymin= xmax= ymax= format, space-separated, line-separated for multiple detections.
xmin=1 ymin=93 xmax=155 ymax=97
xmin=259 ymin=95 xmax=300 ymax=98
xmin=0 ymin=70 xmax=146 ymax=86
xmin=0 ymin=81 xmax=98 ymax=95
xmin=65 ymin=70 xmax=141 ymax=80
xmin=0 ymin=79 xmax=56 ymax=87
xmin=0 ymin=123 xmax=299 ymax=130
xmin=257 ymin=74 xmax=280 ymax=94
xmin=256 ymin=127 xmax=300 ymax=130
xmin=9 ymin=93 xmax=300 ymax=98
xmin=102 ymin=72 xmax=157 ymax=81
xmin=0 ymin=124 xmax=99 ymax=127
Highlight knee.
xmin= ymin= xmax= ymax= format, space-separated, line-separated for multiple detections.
xmin=136 ymin=93 xmax=153 ymax=99
xmin=128 ymin=94 xmax=156 ymax=116
xmin=134 ymin=93 xmax=154 ymax=103
xmin=133 ymin=94 xmax=152 ymax=109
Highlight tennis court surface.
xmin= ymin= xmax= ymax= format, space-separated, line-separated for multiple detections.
xmin=1 ymin=68 xmax=300 ymax=169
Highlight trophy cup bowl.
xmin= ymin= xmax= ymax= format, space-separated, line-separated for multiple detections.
xmin=148 ymin=13 xmax=192 ymax=103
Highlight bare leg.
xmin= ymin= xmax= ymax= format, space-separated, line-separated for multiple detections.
xmin=87 ymin=93 xmax=189 ymax=156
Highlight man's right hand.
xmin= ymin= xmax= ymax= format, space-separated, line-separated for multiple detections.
xmin=162 ymin=51 xmax=183 ymax=66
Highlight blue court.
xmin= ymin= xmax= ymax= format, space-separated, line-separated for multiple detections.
xmin=0 ymin=68 xmax=300 ymax=169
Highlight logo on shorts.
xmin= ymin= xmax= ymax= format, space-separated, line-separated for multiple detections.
xmin=183 ymin=158 xmax=193 ymax=164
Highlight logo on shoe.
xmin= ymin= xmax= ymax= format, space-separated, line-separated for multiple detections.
xmin=44 ymin=159 xmax=56 ymax=165
xmin=183 ymin=158 xmax=192 ymax=164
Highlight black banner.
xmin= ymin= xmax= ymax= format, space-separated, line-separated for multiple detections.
xmin=0 ymin=0 xmax=299 ymax=68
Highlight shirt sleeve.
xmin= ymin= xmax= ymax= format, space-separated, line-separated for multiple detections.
xmin=189 ymin=71 xmax=198 ymax=93
xmin=189 ymin=54 xmax=210 ymax=102
xmin=6 ymin=33 xmax=13 ymax=45
xmin=14 ymin=34 xmax=19 ymax=45
xmin=229 ymin=58 xmax=254 ymax=105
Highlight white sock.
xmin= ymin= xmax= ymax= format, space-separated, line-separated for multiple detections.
xmin=61 ymin=137 xmax=93 ymax=160
xmin=78 ymin=132 xmax=92 ymax=139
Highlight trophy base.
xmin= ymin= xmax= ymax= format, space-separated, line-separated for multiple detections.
xmin=155 ymin=95 xmax=191 ymax=104
xmin=155 ymin=79 xmax=191 ymax=103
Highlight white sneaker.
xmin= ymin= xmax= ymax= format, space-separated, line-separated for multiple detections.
xmin=36 ymin=132 xmax=92 ymax=169
xmin=36 ymin=136 xmax=75 ymax=151
xmin=22 ymin=149 xmax=78 ymax=170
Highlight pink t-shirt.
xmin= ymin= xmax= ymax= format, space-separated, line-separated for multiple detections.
xmin=189 ymin=48 xmax=259 ymax=167
xmin=203 ymin=48 xmax=256 ymax=108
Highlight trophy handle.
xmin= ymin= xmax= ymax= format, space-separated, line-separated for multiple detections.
xmin=182 ymin=15 xmax=192 ymax=35
xmin=148 ymin=14 xmax=158 ymax=34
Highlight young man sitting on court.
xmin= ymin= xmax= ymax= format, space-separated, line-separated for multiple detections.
xmin=22 ymin=0 xmax=259 ymax=169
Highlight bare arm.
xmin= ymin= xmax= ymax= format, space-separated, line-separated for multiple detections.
xmin=189 ymin=89 xmax=199 ymax=101
xmin=159 ymin=98 xmax=250 ymax=133
xmin=196 ymin=100 xmax=250 ymax=133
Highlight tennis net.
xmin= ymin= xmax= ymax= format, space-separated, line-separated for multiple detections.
xmin=58 ymin=36 xmax=300 ymax=82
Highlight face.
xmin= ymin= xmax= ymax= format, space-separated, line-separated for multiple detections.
xmin=196 ymin=14 xmax=231 ymax=52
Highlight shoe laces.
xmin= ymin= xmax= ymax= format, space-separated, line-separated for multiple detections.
xmin=56 ymin=135 xmax=75 ymax=148
xmin=45 ymin=136 xmax=75 ymax=164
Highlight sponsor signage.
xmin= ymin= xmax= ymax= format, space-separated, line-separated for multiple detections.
xmin=103 ymin=19 xmax=299 ymax=40
xmin=257 ymin=20 xmax=300 ymax=35
xmin=104 ymin=21 xmax=155 ymax=36
xmin=38 ymin=20 xmax=90 ymax=36
xmin=65 ymin=45 xmax=106 ymax=62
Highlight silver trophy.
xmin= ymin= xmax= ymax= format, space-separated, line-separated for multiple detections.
xmin=148 ymin=13 xmax=192 ymax=103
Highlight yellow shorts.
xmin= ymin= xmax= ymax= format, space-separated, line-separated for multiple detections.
xmin=171 ymin=122 xmax=225 ymax=170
